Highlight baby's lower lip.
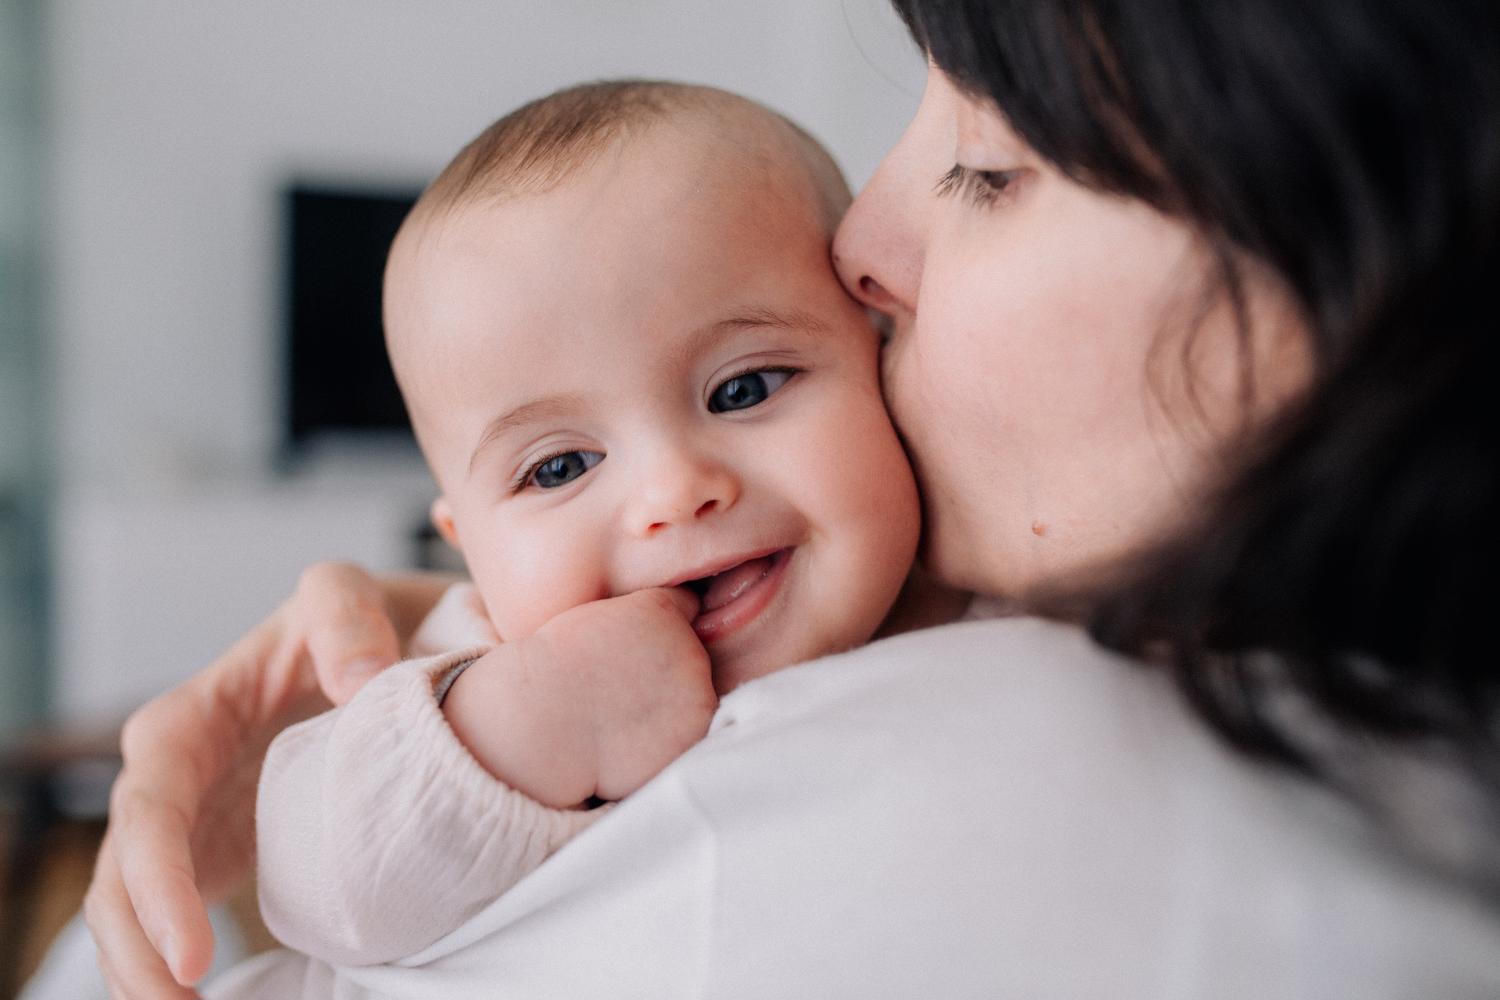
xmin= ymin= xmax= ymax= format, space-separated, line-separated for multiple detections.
xmin=691 ymin=548 xmax=791 ymax=643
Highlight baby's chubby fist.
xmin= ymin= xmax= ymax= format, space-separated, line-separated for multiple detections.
xmin=530 ymin=587 xmax=716 ymax=801
xmin=441 ymin=587 xmax=717 ymax=808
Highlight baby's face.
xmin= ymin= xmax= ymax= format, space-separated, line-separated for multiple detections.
xmin=387 ymin=119 xmax=920 ymax=693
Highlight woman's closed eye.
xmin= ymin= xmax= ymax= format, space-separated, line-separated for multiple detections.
xmin=708 ymin=368 xmax=797 ymax=413
xmin=934 ymin=164 xmax=1024 ymax=208
xmin=518 ymin=449 xmax=605 ymax=491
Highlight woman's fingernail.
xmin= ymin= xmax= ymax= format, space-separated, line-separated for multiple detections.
xmin=162 ymin=931 xmax=181 ymax=978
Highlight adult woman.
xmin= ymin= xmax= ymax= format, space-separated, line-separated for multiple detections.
xmin=85 ymin=0 xmax=1499 ymax=996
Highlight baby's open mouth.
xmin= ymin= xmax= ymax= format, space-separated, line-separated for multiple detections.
xmin=683 ymin=552 xmax=781 ymax=613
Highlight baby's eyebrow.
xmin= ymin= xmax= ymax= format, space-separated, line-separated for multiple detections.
xmin=669 ymin=306 xmax=831 ymax=369
xmin=468 ymin=393 xmax=587 ymax=475
xmin=706 ymin=306 xmax=830 ymax=339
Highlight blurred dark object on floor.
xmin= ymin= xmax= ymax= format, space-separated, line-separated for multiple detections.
xmin=0 ymin=724 xmax=119 ymax=998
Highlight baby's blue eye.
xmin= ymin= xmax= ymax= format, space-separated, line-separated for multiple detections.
xmin=708 ymin=369 xmax=794 ymax=413
xmin=529 ymin=450 xmax=603 ymax=489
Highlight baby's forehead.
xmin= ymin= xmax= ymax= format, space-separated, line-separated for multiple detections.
xmin=396 ymin=125 xmax=832 ymax=282
xmin=386 ymin=110 xmax=846 ymax=379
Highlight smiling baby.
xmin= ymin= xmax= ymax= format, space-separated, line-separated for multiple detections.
xmin=211 ymin=80 xmax=951 ymax=994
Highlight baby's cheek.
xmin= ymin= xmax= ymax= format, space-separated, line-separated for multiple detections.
xmin=471 ymin=534 xmax=610 ymax=641
xmin=803 ymin=391 xmax=922 ymax=639
xmin=850 ymin=403 xmax=923 ymax=567
xmin=854 ymin=379 xmax=919 ymax=493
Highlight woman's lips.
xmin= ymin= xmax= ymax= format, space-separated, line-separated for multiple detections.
xmin=689 ymin=548 xmax=791 ymax=642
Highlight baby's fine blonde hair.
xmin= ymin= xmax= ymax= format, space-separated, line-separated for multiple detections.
xmin=410 ymin=79 xmax=850 ymax=231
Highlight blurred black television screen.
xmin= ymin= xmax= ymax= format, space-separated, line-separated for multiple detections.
xmin=284 ymin=184 xmax=420 ymax=453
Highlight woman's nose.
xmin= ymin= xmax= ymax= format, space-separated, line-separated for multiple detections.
xmin=832 ymin=117 xmax=930 ymax=325
xmin=628 ymin=447 xmax=742 ymax=538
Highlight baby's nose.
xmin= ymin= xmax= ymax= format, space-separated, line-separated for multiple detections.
xmin=629 ymin=451 xmax=740 ymax=537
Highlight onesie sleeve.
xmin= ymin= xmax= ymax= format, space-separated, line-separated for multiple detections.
xmin=255 ymin=624 xmax=606 ymax=966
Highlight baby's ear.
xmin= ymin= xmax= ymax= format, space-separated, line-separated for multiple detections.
xmin=430 ymin=497 xmax=460 ymax=548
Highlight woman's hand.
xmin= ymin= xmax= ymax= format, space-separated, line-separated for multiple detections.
xmin=83 ymin=563 xmax=444 ymax=998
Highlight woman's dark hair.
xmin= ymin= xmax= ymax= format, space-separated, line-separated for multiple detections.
xmin=892 ymin=1 xmax=1499 ymax=791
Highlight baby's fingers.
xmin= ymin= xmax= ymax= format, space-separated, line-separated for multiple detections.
xmin=85 ymin=831 xmax=204 ymax=1000
xmin=639 ymin=585 xmax=702 ymax=624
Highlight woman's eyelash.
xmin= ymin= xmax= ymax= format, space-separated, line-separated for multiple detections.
xmin=934 ymin=164 xmax=1021 ymax=207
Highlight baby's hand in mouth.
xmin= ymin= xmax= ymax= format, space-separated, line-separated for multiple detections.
xmin=443 ymin=588 xmax=716 ymax=807
xmin=535 ymin=587 xmax=717 ymax=802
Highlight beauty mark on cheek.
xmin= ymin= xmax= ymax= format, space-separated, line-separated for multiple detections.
xmin=1031 ymin=520 xmax=1048 ymax=537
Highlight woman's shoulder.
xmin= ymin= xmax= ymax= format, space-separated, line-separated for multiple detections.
xmin=705 ymin=614 xmax=1250 ymax=827
xmin=387 ymin=617 xmax=1499 ymax=998
xmin=682 ymin=618 xmax=1500 ymax=995
xmin=712 ymin=613 xmax=1153 ymax=739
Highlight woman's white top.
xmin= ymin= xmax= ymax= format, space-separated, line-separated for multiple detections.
xmin=208 ymin=610 xmax=1500 ymax=999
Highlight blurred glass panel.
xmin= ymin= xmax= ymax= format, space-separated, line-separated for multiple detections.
xmin=0 ymin=0 xmax=49 ymax=738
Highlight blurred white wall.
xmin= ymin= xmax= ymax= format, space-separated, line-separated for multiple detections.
xmin=44 ymin=0 xmax=926 ymax=724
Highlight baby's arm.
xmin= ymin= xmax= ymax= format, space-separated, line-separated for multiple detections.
xmin=254 ymin=647 xmax=604 ymax=967
xmin=442 ymin=586 xmax=717 ymax=806
xmin=255 ymin=585 xmax=714 ymax=967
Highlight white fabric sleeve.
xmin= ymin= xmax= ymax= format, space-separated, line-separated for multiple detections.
xmin=254 ymin=591 xmax=606 ymax=967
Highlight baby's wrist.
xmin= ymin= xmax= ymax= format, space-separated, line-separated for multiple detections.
xmin=440 ymin=644 xmax=600 ymax=808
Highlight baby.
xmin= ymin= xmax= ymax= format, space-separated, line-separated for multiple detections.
xmin=208 ymin=80 xmax=958 ymax=996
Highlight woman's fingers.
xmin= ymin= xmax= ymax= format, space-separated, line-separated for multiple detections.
xmin=110 ymin=784 xmax=216 ymax=984
xmin=105 ymin=696 xmax=221 ymax=987
xmin=94 ymin=668 xmax=252 ymax=993
xmin=85 ymin=832 xmax=203 ymax=1000
xmin=294 ymin=561 xmax=403 ymax=704
xmin=81 ymin=563 xmax=436 ymax=994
